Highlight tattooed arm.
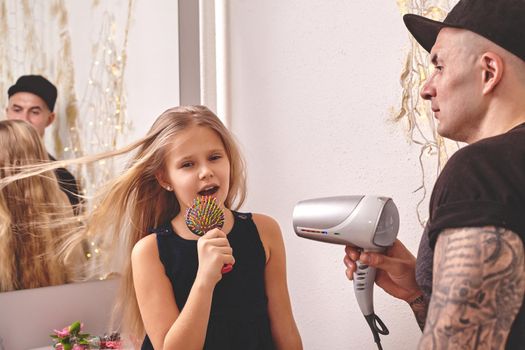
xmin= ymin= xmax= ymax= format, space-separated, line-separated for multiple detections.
xmin=408 ymin=293 xmax=429 ymax=331
xmin=418 ymin=227 xmax=525 ymax=349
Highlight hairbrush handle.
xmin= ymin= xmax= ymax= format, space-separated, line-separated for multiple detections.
xmin=222 ymin=264 xmax=233 ymax=273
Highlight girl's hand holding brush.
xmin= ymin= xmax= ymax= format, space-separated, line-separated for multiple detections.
xmin=186 ymin=196 xmax=234 ymax=275
xmin=196 ymin=228 xmax=235 ymax=285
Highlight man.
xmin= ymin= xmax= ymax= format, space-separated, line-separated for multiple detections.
xmin=344 ymin=0 xmax=525 ymax=348
xmin=6 ymin=75 xmax=80 ymax=209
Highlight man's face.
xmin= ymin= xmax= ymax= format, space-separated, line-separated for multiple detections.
xmin=5 ymin=92 xmax=55 ymax=137
xmin=420 ymin=28 xmax=484 ymax=143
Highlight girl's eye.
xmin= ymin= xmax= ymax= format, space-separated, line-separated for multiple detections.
xmin=181 ymin=162 xmax=193 ymax=168
xmin=210 ymin=154 xmax=222 ymax=161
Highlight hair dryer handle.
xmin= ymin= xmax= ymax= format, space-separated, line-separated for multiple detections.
xmin=353 ymin=260 xmax=377 ymax=316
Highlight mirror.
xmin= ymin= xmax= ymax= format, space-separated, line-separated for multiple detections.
xmin=0 ymin=0 xmax=191 ymax=291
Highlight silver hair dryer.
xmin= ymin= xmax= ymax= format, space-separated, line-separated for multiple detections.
xmin=292 ymin=195 xmax=399 ymax=349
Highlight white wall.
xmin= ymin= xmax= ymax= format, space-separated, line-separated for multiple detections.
xmin=223 ymin=1 xmax=428 ymax=349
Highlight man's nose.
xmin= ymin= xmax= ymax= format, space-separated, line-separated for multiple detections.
xmin=16 ymin=111 xmax=31 ymax=121
xmin=9 ymin=112 xmax=28 ymax=121
xmin=420 ymin=79 xmax=435 ymax=100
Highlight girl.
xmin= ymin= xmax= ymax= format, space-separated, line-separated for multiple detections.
xmin=5 ymin=106 xmax=302 ymax=349
xmin=129 ymin=106 xmax=302 ymax=349
xmin=0 ymin=120 xmax=75 ymax=291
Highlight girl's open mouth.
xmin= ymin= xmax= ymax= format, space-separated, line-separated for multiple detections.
xmin=198 ymin=186 xmax=219 ymax=196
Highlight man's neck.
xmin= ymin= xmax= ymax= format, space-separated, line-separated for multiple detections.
xmin=467 ymin=102 xmax=525 ymax=144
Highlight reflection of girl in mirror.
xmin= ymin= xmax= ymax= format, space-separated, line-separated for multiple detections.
xmin=0 ymin=120 xmax=75 ymax=292
xmin=7 ymin=106 xmax=302 ymax=349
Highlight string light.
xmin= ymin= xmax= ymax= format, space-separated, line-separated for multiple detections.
xmin=395 ymin=0 xmax=462 ymax=226
xmin=0 ymin=0 xmax=135 ymax=277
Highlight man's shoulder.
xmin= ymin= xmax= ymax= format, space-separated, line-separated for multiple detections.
xmin=47 ymin=153 xmax=77 ymax=181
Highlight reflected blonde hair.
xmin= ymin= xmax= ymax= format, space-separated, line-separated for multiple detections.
xmin=0 ymin=120 xmax=74 ymax=292
xmin=0 ymin=106 xmax=247 ymax=339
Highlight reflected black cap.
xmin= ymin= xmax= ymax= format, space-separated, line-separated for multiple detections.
xmin=7 ymin=75 xmax=58 ymax=111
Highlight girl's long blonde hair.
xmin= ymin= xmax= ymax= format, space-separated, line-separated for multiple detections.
xmin=0 ymin=106 xmax=247 ymax=339
xmin=0 ymin=120 xmax=75 ymax=291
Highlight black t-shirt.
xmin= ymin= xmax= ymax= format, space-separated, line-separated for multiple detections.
xmin=417 ymin=122 xmax=525 ymax=349
xmin=48 ymin=153 xmax=81 ymax=211
xmin=427 ymin=123 xmax=525 ymax=247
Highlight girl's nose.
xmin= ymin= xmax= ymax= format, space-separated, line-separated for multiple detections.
xmin=199 ymin=165 xmax=214 ymax=180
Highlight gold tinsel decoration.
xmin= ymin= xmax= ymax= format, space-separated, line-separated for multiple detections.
xmin=0 ymin=0 xmax=134 ymax=274
xmin=395 ymin=0 xmax=461 ymax=226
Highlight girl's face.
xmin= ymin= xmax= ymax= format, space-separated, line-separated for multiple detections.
xmin=160 ymin=125 xmax=231 ymax=212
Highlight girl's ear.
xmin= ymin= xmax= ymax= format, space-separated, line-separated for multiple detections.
xmin=155 ymin=172 xmax=172 ymax=191
xmin=481 ymin=52 xmax=503 ymax=95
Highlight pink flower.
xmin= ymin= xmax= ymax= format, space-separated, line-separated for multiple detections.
xmin=105 ymin=340 xmax=122 ymax=349
xmin=72 ymin=345 xmax=85 ymax=350
xmin=54 ymin=344 xmax=64 ymax=350
xmin=53 ymin=326 xmax=70 ymax=338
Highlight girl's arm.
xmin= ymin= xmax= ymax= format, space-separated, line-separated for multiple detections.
xmin=253 ymin=213 xmax=303 ymax=350
xmin=131 ymin=229 xmax=234 ymax=350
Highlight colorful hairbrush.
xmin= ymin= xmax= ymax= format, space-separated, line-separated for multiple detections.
xmin=185 ymin=196 xmax=233 ymax=273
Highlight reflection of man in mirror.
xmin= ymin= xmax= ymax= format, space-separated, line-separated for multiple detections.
xmin=5 ymin=75 xmax=80 ymax=210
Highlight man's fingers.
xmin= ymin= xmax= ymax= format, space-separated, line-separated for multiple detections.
xmin=360 ymin=252 xmax=408 ymax=276
xmin=387 ymin=239 xmax=416 ymax=260
xmin=345 ymin=245 xmax=361 ymax=261
xmin=343 ymin=255 xmax=356 ymax=280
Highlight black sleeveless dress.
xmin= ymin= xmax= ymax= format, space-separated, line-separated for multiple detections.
xmin=141 ymin=211 xmax=275 ymax=350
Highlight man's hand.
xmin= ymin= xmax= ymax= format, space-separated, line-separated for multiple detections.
xmin=343 ymin=239 xmax=422 ymax=303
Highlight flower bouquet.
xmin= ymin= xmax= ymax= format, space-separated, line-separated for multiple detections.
xmin=50 ymin=321 xmax=90 ymax=350
xmin=51 ymin=322 xmax=122 ymax=350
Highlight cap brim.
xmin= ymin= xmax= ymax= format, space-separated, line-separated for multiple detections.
xmin=403 ymin=14 xmax=447 ymax=53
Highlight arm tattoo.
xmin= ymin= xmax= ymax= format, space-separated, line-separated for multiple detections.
xmin=418 ymin=227 xmax=525 ymax=350
xmin=409 ymin=294 xmax=429 ymax=331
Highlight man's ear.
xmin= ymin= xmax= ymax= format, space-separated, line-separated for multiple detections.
xmin=481 ymin=52 xmax=503 ymax=95
xmin=46 ymin=112 xmax=56 ymax=127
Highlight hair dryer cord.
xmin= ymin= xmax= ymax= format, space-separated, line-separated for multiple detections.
xmin=364 ymin=313 xmax=389 ymax=350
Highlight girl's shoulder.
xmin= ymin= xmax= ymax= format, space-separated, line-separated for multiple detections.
xmin=250 ymin=212 xmax=280 ymax=229
xmin=250 ymin=212 xmax=283 ymax=243
xmin=232 ymin=210 xmax=280 ymax=232
xmin=131 ymin=233 xmax=158 ymax=263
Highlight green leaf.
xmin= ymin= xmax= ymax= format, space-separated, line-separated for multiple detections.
xmin=63 ymin=344 xmax=72 ymax=350
xmin=69 ymin=321 xmax=81 ymax=334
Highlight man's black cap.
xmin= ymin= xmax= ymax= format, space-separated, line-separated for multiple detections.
xmin=403 ymin=0 xmax=525 ymax=62
xmin=7 ymin=75 xmax=58 ymax=111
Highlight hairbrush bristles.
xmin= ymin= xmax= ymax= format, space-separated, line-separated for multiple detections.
xmin=185 ymin=196 xmax=225 ymax=236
